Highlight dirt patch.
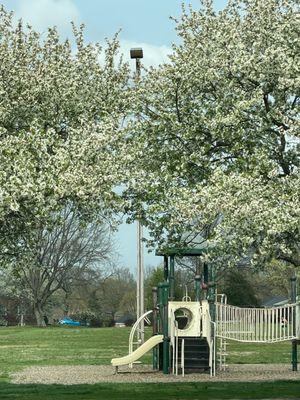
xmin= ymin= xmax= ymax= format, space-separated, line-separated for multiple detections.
xmin=11 ymin=364 xmax=300 ymax=385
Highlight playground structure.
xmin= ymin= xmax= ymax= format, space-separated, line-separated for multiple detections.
xmin=111 ymin=247 xmax=300 ymax=376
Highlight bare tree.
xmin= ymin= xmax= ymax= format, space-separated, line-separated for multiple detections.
xmin=10 ymin=206 xmax=114 ymax=326
xmin=99 ymin=268 xmax=136 ymax=321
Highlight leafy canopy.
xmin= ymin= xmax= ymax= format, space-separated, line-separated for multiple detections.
xmin=123 ymin=0 xmax=300 ymax=268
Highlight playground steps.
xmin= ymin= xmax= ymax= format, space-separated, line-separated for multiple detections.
xmin=175 ymin=337 xmax=210 ymax=373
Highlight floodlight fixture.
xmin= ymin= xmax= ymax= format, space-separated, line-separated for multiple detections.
xmin=130 ymin=48 xmax=143 ymax=59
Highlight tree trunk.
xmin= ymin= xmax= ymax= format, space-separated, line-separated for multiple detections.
xmin=34 ymin=302 xmax=46 ymax=327
xmin=20 ymin=314 xmax=25 ymax=327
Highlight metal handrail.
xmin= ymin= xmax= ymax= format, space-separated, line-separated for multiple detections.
xmin=210 ymin=321 xmax=216 ymax=377
xmin=175 ymin=323 xmax=179 ymax=375
xmin=128 ymin=309 xmax=153 ymax=368
xmin=217 ymin=293 xmax=227 ymax=371
xmin=181 ymin=339 xmax=185 ymax=377
xmin=170 ymin=309 xmax=179 ymax=375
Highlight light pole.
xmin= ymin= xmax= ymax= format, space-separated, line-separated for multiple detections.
xmin=130 ymin=47 xmax=144 ymax=344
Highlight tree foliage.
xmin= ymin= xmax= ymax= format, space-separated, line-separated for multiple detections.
xmin=219 ymin=268 xmax=260 ymax=307
xmin=123 ymin=0 xmax=300 ymax=269
xmin=0 ymin=5 xmax=133 ymax=325
xmin=145 ymin=265 xmax=195 ymax=308
xmin=0 ymin=5 xmax=131 ymax=253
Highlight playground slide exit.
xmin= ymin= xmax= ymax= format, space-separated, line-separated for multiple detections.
xmin=111 ymin=334 xmax=163 ymax=367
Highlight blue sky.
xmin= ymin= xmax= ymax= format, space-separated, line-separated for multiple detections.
xmin=2 ymin=0 xmax=228 ymax=272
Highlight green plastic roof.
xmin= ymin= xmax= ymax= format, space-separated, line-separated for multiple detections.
xmin=155 ymin=247 xmax=208 ymax=257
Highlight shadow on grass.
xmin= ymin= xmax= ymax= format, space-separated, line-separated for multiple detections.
xmin=0 ymin=381 xmax=299 ymax=400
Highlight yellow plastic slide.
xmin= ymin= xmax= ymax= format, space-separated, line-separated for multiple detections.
xmin=111 ymin=334 xmax=163 ymax=367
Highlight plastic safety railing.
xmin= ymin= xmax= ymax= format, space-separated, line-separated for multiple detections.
xmin=129 ymin=309 xmax=153 ymax=368
xmin=216 ymin=302 xmax=299 ymax=343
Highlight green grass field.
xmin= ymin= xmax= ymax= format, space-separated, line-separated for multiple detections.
xmin=0 ymin=326 xmax=299 ymax=399
xmin=0 ymin=381 xmax=300 ymax=400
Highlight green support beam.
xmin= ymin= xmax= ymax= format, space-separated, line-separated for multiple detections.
xmin=157 ymin=285 xmax=163 ymax=335
xmin=195 ymin=275 xmax=201 ymax=302
xmin=158 ymin=281 xmax=170 ymax=375
xmin=208 ymin=265 xmax=216 ymax=321
xmin=156 ymin=247 xmax=208 ymax=257
xmin=291 ymin=273 xmax=298 ymax=371
xmin=203 ymin=263 xmax=209 ymax=284
xmin=157 ymin=284 xmax=163 ymax=370
xmin=169 ymin=256 xmax=175 ymax=301
xmin=163 ymin=256 xmax=169 ymax=281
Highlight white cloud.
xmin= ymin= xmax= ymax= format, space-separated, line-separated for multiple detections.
xmin=119 ymin=40 xmax=172 ymax=69
xmin=12 ymin=1 xmax=172 ymax=68
xmin=14 ymin=0 xmax=79 ymax=36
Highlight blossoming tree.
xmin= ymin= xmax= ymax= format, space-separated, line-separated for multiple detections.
xmin=0 ymin=6 xmax=131 ymax=324
xmin=124 ymin=0 xmax=299 ymax=269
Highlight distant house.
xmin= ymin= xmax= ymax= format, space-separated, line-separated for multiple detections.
xmin=261 ymin=295 xmax=300 ymax=308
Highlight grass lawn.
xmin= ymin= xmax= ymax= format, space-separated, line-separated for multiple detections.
xmin=0 ymin=326 xmax=152 ymax=380
xmin=0 ymin=326 xmax=121 ymax=379
xmin=0 ymin=381 xmax=300 ymax=400
xmin=0 ymin=326 xmax=299 ymax=399
xmin=226 ymin=339 xmax=293 ymax=364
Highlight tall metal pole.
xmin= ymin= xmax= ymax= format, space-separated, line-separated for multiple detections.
xmin=131 ymin=48 xmax=144 ymax=344
xmin=137 ymin=218 xmax=144 ymax=343
xmin=136 ymin=219 xmax=141 ymax=340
